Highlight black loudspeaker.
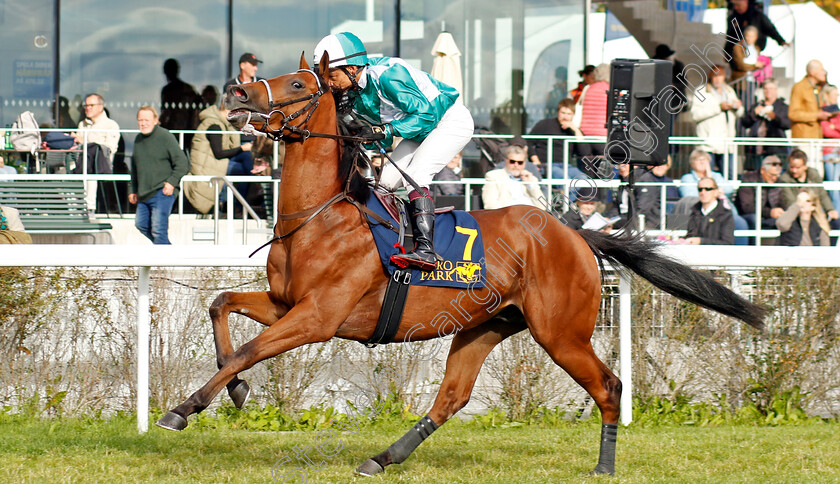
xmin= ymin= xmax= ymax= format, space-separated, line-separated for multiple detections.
xmin=605 ymin=59 xmax=682 ymax=166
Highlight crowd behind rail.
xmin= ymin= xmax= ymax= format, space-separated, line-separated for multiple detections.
xmin=2 ymin=16 xmax=840 ymax=247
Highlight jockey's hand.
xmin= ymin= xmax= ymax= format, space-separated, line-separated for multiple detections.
xmin=358 ymin=124 xmax=386 ymax=143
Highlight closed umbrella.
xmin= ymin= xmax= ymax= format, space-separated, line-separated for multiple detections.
xmin=430 ymin=31 xmax=463 ymax=102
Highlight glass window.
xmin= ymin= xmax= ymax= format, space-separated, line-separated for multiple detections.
xmin=60 ymin=0 xmax=228 ymax=138
xmin=231 ymin=0 xmax=397 ymax=80
xmin=0 ymin=0 xmax=56 ymax=127
xmin=392 ymin=0 xmax=584 ymax=135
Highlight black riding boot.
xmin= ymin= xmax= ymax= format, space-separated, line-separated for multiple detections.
xmin=391 ymin=196 xmax=439 ymax=271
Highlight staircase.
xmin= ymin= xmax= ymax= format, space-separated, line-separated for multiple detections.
xmin=603 ymin=0 xmax=791 ymax=140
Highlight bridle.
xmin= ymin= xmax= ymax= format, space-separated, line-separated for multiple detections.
xmin=244 ymin=68 xmax=367 ymax=144
xmin=243 ymin=68 xmax=390 ymax=256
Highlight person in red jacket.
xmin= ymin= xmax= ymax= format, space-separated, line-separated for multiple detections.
xmin=577 ymin=63 xmax=609 ymax=178
xmin=820 ymin=84 xmax=840 ymax=211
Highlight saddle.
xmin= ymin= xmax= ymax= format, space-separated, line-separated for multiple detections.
xmin=371 ymin=190 xmax=454 ymax=247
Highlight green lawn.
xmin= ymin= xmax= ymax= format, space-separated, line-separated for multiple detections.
xmin=1 ymin=416 xmax=838 ymax=483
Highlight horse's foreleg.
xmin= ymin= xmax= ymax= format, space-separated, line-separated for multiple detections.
xmin=209 ymin=291 xmax=289 ymax=408
xmin=156 ymin=304 xmax=336 ymax=431
xmin=356 ymin=318 xmax=525 ymax=476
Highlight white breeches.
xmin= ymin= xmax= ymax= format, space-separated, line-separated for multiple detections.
xmin=379 ymin=102 xmax=474 ymax=192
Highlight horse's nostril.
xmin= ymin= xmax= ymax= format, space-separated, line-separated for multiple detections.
xmin=233 ymin=87 xmax=247 ymax=100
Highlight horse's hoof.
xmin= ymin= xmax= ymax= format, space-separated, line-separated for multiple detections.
xmin=229 ymin=380 xmax=251 ymax=409
xmin=355 ymin=459 xmax=385 ymax=477
xmin=588 ymin=464 xmax=615 ymax=476
xmin=155 ymin=411 xmax=188 ymax=431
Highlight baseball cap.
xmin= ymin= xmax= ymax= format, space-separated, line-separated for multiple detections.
xmin=239 ymin=53 xmax=263 ymax=65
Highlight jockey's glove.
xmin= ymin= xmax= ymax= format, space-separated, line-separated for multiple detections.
xmin=358 ymin=124 xmax=387 ymax=143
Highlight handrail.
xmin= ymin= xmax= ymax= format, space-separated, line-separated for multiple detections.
xmin=209 ymin=176 xmax=264 ymax=245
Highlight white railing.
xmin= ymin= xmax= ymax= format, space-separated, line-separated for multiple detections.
xmin=4 ymin=129 xmax=840 ymax=244
xmin=1 ymin=244 xmax=837 ymax=431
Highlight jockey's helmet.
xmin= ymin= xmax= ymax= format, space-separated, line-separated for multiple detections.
xmin=314 ymin=32 xmax=369 ymax=69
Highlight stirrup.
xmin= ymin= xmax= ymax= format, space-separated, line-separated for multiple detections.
xmin=390 ymin=253 xmax=438 ymax=271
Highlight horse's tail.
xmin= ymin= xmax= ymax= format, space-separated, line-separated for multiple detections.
xmin=576 ymin=229 xmax=768 ymax=331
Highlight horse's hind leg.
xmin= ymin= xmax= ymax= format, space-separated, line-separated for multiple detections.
xmin=527 ymin=304 xmax=622 ymax=475
xmin=356 ymin=316 xmax=526 ymax=476
xmin=209 ymin=291 xmax=289 ymax=409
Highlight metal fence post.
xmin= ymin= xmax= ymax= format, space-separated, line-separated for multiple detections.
xmin=619 ymin=271 xmax=632 ymax=426
xmin=137 ymin=266 xmax=151 ymax=433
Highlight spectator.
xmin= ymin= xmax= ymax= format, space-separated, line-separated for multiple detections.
xmin=544 ymin=66 xmax=568 ymax=118
xmin=223 ymin=53 xmax=264 ymax=168
xmin=681 ymin=177 xmax=735 ymax=245
xmin=129 ymin=106 xmax=189 ymax=245
xmin=679 ymin=148 xmax=734 ymax=198
xmin=160 ymin=58 xmax=200 ymax=149
xmin=201 ymin=85 xmax=218 ymax=109
xmin=734 ymin=154 xmax=785 ymax=229
xmin=185 ymin=101 xmax=252 ymax=214
xmin=71 ymin=93 xmax=120 ymax=214
xmin=560 ymin=198 xmax=600 ymax=231
xmin=690 ymin=66 xmax=743 ymax=174
xmin=789 ymin=60 xmax=830 ymax=160
xmin=778 ymin=149 xmax=839 ymax=227
xmin=432 ymin=152 xmax=464 ymax=196
xmin=0 ymin=205 xmax=32 ymax=244
xmin=223 ymin=53 xmax=264 ymax=94
xmin=527 ymin=98 xmax=592 ymax=179
xmin=740 ymin=78 xmax=790 ymax=170
xmin=725 ymin=0 xmax=788 ymax=61
xmin=482 ymin=145 xmax=543 ymax=209
xmin=636 ymin=157 xmax=680 ymax=229
xmin=577 ymin=64 xmax=609 ymax=151
xmin=569 ymin=65 xmax=595 ymax=104
xmin=0 ymin=156 xmax=16 ymax=175
xmin=819 ymin=84 xmax=840 ymax=212
xmin=777 ymin=190 xmax=831 ymax=246
xmin=730 ymin=25 xmax=764 ymax=84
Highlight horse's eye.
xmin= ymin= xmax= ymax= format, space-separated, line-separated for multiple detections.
xmin=292 ymin=81 xmax=303 ymax=89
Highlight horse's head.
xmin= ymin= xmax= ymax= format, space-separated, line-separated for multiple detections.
xmin=225 ymin=52 xmax=333 ymax=140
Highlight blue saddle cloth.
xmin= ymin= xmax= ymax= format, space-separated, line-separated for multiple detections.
xmin=364 ymin=192 xmax=486 ymax=289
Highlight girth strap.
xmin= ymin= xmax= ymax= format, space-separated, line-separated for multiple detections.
xmin=364 ymin=268 xmax=412 ymax=347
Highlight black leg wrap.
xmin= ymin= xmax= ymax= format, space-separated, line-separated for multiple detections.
xmin=591 ymin=423 xmax=618 ymax=475
xmin=386 ymin=415 xmax=438 ymax=464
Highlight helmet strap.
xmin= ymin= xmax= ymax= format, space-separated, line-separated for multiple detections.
xmin=339 ymin=65 xmax=363 ymax=91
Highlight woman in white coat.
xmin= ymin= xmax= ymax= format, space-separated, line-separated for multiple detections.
xmin=690 ymin=65 xmax=744 ymax=176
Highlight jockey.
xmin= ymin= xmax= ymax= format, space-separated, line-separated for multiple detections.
xmin=314 ymin=32 xmax=475 ymax=271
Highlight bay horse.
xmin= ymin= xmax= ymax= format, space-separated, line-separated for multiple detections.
xmin=156 ymin=53 xmax=767 ymax=477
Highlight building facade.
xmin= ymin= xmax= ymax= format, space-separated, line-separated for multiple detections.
xmin=1 ymin=0 xmax=585 ymax=138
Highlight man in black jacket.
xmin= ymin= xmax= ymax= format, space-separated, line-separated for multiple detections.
xmin=740 ymin=79 xmax=790 ymax=169
xmin=734 ymin=154 xmax=784 ymax=229
xmin=726 ymin=0 xmax=788 ymax=59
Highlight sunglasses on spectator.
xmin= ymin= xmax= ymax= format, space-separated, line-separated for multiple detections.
xmin=83 ymin=103 xmax=102 ymax=108
xmin=764 ymin=162 xmax=782 ymax=167
xmin=507 ymin=159 xmax=526 ymax=165
xmin=698 ymin=186 xmax=717 ymax=192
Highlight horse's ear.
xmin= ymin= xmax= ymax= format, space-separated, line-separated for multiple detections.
xmin=299 ymin=51 xmax=310 ymax=70
xmin=318 ymin=51 xmax=330 ymax=82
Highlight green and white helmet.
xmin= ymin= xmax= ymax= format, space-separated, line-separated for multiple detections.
xmin=313 ymin=32 xmax=369 ymax=68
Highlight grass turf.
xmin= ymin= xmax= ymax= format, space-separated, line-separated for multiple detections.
xmin=1 ymin=416 xmax=838 ymax=483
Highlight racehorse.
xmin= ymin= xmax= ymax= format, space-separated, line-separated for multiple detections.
xmin=156 ymin=53 xmax=767 ymax=477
